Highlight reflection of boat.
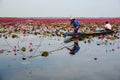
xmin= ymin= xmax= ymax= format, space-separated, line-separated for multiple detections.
xmin=64 ymin=30 xmax=115 ymax=43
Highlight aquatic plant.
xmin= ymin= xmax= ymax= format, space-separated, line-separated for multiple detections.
xmin=41 ymin=51 xmax=49 ymax=57
xmin=11 ymin=33 xmax=18 ymax=38
xmin=21 ymin=47 xmax=26 ymax=52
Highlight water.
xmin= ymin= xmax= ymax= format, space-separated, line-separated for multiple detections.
xmin=0 ymin=34 xmax=120 ymax=80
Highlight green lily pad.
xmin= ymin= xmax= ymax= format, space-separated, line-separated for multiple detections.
xmin=41 ymin=51 xmax=49 ymax=57
xmin=21 ymin=47 xmax=26 ymax=52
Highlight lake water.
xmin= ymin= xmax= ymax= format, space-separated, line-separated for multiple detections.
xmin=0 ymin=33 xmax=120 ymax=80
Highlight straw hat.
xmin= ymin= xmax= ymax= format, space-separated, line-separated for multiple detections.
xmin=70 ymin=17 xmax=75 ymax=20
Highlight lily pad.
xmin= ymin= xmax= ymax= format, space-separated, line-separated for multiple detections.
xmin=21 ymin=47 xmax=26 ymax=52
xmin=41 ymin=51 xmax=49 ymax=57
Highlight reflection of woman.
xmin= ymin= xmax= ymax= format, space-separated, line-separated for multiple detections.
xmin=65 ymin=41 xmax=80 ymax=55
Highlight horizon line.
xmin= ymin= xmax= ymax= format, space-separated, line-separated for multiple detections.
xmin=0 ymin=16 xmax=120 ymax=19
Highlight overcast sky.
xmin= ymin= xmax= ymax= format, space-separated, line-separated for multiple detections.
xmin=0 ymin=0 xmax=120 ymax=17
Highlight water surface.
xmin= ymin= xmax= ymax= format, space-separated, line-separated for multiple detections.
xmin=0 ymin=35 xmax=120 ymax=80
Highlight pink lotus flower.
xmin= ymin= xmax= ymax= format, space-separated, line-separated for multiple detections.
xmin=13 ymin=46 xmax=16 ymax=49
xmin=29 ymin=42 xmax=33 ymax=45
xmin=29 ymin=49 xmax=33 ymax=52
xmin=0 ymin=49 xmax=5 ymax=53
xmin=100 ymin=34 xmax=104 ymax=39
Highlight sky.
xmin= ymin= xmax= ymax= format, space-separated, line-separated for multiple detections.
xmin=0 ymin=0 xmax=120 ymax=17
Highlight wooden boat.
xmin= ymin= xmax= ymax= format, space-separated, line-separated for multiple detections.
xmin=64 ymin=30 xmax=115 ymax=43
xmin=63 ymin=30 xmax=114 ymax=37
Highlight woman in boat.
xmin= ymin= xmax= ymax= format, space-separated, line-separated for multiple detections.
xmin=70 ymin=17 xmax=81 ymax=33
xmin=104 ymin=21 xmax=112 ymax=31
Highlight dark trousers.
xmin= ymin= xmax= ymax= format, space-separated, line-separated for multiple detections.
xmin=105 ymin=28 xmax=112 ymax=32
xmin=74 ymin=27 xmax=80 ymax=33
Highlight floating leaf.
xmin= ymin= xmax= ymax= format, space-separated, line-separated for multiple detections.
xmin=7 ymin=51 xmax=11 ymax=53
xmin=94 ymin=57 xmax=97 ymax=60
xmin=97 ymin=44 xmax=100 ymax=45
xmin=22 ymin=57 xmax=26 ymax=60
xmin=41 ymin=51 xmax=49 ymax=57
xmin=84 ymin=41 xmax=87 ymax=44
xmin=5 ymin=36 xmax=7 ymax=39
xmin=88 ymin=39 xmax=91 ymax=43
xmin=11 ymin=34 xmax=18 ymax=38
xmin=112 ymin=49 xmax=115 ymax=51
xmin=21 ymin=47 xmax=26 ymax=52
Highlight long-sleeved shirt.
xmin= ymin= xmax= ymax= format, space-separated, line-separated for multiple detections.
xmin=70 ymin=19 xmax=80 ymax=28
xmin=105 ymin=23 xmax=112 ymax=30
